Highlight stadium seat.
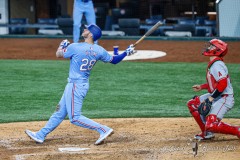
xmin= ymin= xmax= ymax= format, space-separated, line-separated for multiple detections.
xmin=165 ymin=24 xmax=195 ymax=37
xmin=118 ymin=18 xmax=140 ymax=36
xmin=94 ymin=2 xmax=109 ymax=30
xmin=204 ymin=20 xmax=217 ymax=36
xmin=204 ymin=20 xmax=216 ymax=26
xmin=195 ymin=16 xmax=209 ymax=25
xmin=37 ymin=18 xmax=62 ymax=35
xmin=178 ymin=19 xmax=196 ymax=25
xmin=57 ymin=18 xmax=73 ymax=35
xmin=104 ymin=15 xmax=113 ymax=30
xmin=195 ymin=28 xmax=207 ymax=37
xmin=158 ymin=25 xmax=174 ymax=36
xmin=145 ymin=14 xmax=163 ymax=25
xmin=173 ymin=24 xmax=195 ymax=35
xmin=37 ymin=18 xmax=57 ymax=25
xmin=9 ymin=18 xmax=28 ymax=34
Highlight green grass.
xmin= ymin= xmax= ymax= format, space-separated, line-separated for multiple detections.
xmin=0 ymin=60 xmax=239 ymax=123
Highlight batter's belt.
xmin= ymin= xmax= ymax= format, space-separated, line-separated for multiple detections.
xmin=80 ymin=0 xmax=91 ymax=2
xmin=68 ymin=78 xmax=88 ymax=83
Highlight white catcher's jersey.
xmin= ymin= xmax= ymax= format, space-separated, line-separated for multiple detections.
xmin=207 ymin=60 xmax=233 ymax=95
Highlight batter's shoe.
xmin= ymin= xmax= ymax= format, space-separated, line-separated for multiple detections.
xmin=95 ymin=128 xmax=114 ymax=145
xmin=194 ymin=132 xmax=215 ymax=140
xmin=25 ymin=130 xmax=44 ymax=143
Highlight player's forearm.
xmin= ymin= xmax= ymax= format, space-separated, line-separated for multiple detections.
xmin=200 ymin=83 xmax=209 ymax=90
xmin=211 ymin=77 xmax=227 ymax=99
xmin=56 ymin=48 xmax=64 ymax=58
xmin=110 ymin=52 xmax=127 ymax=64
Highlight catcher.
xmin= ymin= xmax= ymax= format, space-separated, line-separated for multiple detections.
xmin=187 ymin=39 xmax=240 ymax=140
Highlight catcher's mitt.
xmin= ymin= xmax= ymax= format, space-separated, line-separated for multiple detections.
xmin=198 ymin=98 xmax=212 ymax=116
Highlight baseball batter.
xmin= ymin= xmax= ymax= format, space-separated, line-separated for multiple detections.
xmin=25 ymin=24 xmax=135 ymax=145
xmin=73 ymin=0 xmax=96 ymax=43
xmin=187 ymin=39 xmax=240 ymax=140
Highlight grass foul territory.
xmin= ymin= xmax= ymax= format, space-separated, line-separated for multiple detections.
xmin=0 ymin=60 xmax=239 ymax=123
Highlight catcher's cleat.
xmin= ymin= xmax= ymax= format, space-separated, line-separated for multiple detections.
xmin=95 ymin=128 xmax=114 ymax=145
xmin=25 ymin=130 xmax=44 ymax=143
xmin=194 ymin=132 xmax=215 ymax=140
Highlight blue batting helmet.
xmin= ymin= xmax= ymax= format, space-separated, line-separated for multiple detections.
xmin=86 ymin=24 xmax=102 ymax=41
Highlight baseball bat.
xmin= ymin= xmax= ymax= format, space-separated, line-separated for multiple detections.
xmin=133 ymin=21 xmax=163 ymax=47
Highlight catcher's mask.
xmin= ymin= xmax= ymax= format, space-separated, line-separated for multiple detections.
xmin=202 ymin=39 xmax=228 ymax=57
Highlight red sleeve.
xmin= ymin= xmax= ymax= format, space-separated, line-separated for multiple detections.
xmin=200 ymin=83 xmax=209 ymax=90
xmin=216 ymin=77 xmax=227 ymax=92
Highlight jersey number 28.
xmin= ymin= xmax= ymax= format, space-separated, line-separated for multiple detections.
xmin=80 ymin=59 xmax=96 ymax=71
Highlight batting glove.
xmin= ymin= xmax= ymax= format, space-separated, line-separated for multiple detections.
xmin=59 ymin=39 xmax=70 ymax=49
xmin=56 ymin=39 xmax=70 ymax=58
xmin=125 ymin=44 xmax=135 ymax=56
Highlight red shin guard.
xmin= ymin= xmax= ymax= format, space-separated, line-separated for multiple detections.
xmin=187 ymin=96 xmax=205 ymax=132
xmin=191 ymin=111 xmax=205 ymax=132
xmin=206 ymin=114 xmax=240 ymax=137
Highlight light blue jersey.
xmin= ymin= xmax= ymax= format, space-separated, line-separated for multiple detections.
xmin=64 ymin=43 xmax=113 ymax=80
xmin=25 ymin=27 xmax=133 ymax=144
xmin=35 ymin=42 xmax=114 ymax=142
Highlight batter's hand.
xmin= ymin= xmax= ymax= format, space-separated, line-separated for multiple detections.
xmin=125 ymin=44 xmax=135 ymax=56
xmin=192 ymin=85 xmax=201 ymax=92
xmin=59 ymin=39 xmax=70 ymax=49
xmin=56 ymin=39 xmax=70 ymax=58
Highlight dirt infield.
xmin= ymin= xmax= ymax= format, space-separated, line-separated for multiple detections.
xmin=0 ymin=38 xmax=240 ymax=160
xmin=0 ymin=38 xmax=239 ymax=63
xmin=1 ymin=118 xmax=240 ymax=160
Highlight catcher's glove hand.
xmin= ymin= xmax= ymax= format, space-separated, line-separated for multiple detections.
xmin=198 ymin=98 xmax=212 ymax=116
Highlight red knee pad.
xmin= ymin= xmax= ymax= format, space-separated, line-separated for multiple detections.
xmin=205 ymin=114 xmax=218 ymax=131
xmin=187 ymin=96 xmax=200 ymax=113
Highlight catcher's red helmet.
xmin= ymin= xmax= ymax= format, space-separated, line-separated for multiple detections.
xmin=202 ymin=39 xmax=228 ymax=57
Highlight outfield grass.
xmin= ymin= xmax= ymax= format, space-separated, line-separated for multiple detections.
xmin=0 ymin=60 xmax=239 ymax=123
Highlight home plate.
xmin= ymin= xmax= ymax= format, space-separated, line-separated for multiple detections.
xmin=108 ymin=50 xmax=166 ymax=61
xmin=58 ymin=147 xmax=90 ymax=152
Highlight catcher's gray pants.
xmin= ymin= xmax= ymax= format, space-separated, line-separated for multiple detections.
xmin=199 ymin=93 xmax=234 ymax=120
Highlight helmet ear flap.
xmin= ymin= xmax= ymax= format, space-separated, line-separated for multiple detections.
xmin=219 ymin=48 xmax=228 ymax=57
xmin=215 ymin=47 xmax=221 ymax=55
